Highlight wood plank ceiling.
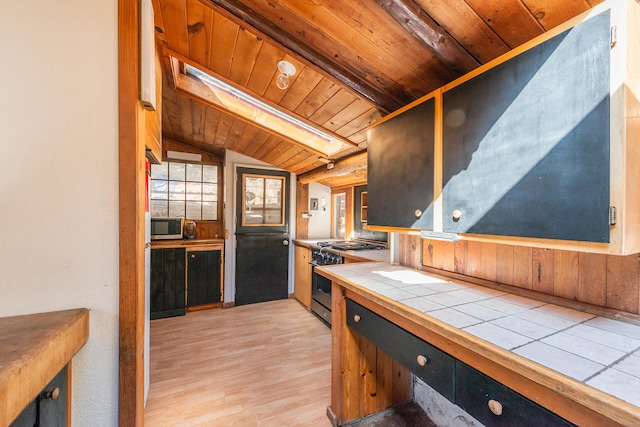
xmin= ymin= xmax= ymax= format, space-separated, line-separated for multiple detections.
xmin=151 ymin=0 xmax=601 ymax=187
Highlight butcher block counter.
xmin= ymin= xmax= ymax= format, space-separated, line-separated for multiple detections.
xmin=0 ymin=308 xmax=89 ymax=425
xmin=317 ymin=262 xmax=640 ymax=427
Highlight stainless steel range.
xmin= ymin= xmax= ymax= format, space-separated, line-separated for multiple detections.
xmin=309 ymin=240 xmax=386 ymax=327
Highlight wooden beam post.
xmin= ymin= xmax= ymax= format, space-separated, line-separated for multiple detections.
xmin=118 ymin=0 xmax=145 ymax=424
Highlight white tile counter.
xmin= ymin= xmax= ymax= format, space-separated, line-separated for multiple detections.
xmin=318 ymin=261 xmax=640 ymax=425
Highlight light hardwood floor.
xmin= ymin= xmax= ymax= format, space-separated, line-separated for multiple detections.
xmin=145 ymin=299 xmax=333 ymax=426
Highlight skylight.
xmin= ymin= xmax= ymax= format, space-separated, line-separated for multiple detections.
xmin=182 ymin=63 xmax=352 ymax=157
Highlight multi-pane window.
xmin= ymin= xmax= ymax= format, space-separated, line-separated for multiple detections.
xmin=242 ymin=174 xmax=285 ymax=226
xmin=150 ymin=161 xmax=219 ymax=220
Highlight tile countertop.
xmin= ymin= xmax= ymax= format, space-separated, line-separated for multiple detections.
xmin=317 ymin=261 xmax=640 ymax=422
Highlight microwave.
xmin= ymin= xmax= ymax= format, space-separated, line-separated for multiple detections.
xmin=150 ymin=218 xmax=184 ymax=240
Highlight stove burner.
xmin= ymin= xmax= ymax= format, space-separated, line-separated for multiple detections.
xmin=315 ymin=240 xmax=386 ymax=251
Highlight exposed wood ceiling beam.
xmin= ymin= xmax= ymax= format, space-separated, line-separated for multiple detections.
xmin=375 ymin=0 xmax=480 ymax=74
xmin=298 ymin=152 xmax=367 ymax=185
xmin=201 ymin=0 xmax=403 ymax=113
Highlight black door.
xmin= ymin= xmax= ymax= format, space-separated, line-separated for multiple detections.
xmin=235 ymin=167 xmax=290 ymax=306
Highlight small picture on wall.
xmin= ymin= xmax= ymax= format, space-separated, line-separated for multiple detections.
xmin=310 ymin=198 xmax=319 ymax=210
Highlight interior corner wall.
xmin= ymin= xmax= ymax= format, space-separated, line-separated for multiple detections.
xmin=307 ymin=182 xmax=332 ymax=238
xmin=0 ymin=0 xmax=119 ymax=425
xmin=223 ymin=150 xmax=297 ymax=303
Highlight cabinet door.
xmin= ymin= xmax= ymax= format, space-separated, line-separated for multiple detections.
xmin=367 ymin=97 xmax=435 ymax=229
xmin=442 ymin=11 xmax=610 ymax=242
xmin=187 ymin=249 xmax=222 ymax=306
xmin=11 ymin=366 xmax=68 ymax=427
xmin=150 ymin=248 xmax=186 ymax=319
xmin=294 ymin=246 xmax=311 ymax=308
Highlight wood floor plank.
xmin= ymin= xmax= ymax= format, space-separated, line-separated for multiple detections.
xmin=145 ymin=299 xmax=333 ymax=426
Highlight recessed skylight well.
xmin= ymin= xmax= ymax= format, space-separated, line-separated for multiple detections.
xmin=182 ymin=63 xmax=351 ymax=157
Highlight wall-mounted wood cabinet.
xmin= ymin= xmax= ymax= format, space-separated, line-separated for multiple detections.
xmin=367 ymin=0 xmax=640 ymax=255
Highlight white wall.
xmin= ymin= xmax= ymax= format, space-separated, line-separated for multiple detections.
xmin=0 ymin=0 xmax=119 ymax=425
xmin=223 ymin=150 xmax=297 ymax=303
xmin=307 ymin=182 xmax=332 ymax=238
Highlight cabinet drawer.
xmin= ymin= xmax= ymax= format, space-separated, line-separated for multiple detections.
xmin=346 ymin=298 xmax=454 ymax=400
xmin=455 ymin=362 xmax=574 ymax=427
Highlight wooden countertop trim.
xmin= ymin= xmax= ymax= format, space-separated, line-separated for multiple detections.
xmin=0 ymin=308 xmax=89 ymax=426
xmin=319 ymin=268 xmax=640 ymax=427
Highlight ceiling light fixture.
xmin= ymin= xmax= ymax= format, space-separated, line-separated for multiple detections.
xmin=276 ymin=60 xmax=296 ymax=90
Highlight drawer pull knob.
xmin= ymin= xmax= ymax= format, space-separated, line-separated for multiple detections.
xmin=488 ymin=399 xmax=503 ymax=416
xmin=414 ymin=209 xmax=422 ymax=218
xmin=416 ymin=354 xmax=429 ymax=366
xmin=43 ymin=387 xmax=60 ymax=400
xmin=452 ymin=209 xmax=463 ymax=221
xmin=191 ymin=254 xmax=196 ymax=259
xmin=353 ymin=314 xmax=361 ymax=323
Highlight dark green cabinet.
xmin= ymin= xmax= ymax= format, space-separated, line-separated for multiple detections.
xmin=367 ymin=97 xmax=435 ymax=230
xmin=441 ymin=10 xmax=610 ymax=243
xmin=187 ymin=249 xmax=222 ymax=306
xmin=10 ymin=366 xmax=68 ymax=427
xmin=150 ymin=248 xmax=186 ymax=319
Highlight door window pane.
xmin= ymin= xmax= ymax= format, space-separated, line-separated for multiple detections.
xmin=242 ymin=174 xmax=285 ymax=226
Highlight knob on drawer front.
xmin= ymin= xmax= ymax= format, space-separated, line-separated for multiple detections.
xmin=416 ymin=354 xmax=429 ymax=366
xmin=488 ymin=399 xmax=503 ymax=416
xmin=353 ymin=314 xmax=361 ymax=323
xmin=414 ymin=209 xmax=422 ymax=218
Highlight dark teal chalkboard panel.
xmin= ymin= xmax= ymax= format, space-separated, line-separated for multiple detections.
xmin=368 ymin=98 xmax=435 ymax=229
xmin=442 ymin=11 xmax=610 ymax=242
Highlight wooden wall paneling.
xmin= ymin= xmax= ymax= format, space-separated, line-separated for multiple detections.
xmin=311 ymin=0 xmax=452 ymax=91
xmin=391 ymin=359 xmax=412 ymax=406
xmin=186 ymin=0 xmax=213 ymax=65
xmin=159 ymin=0 xmax=189 ymax=55
xmin=413 ymin=0 xmax=510 ymax=63
xmin=190 ymin=98 xmax=206 ymax=145
xmin=479 ymin=242 xmax=497 ymax=282
xmin=176 ymin=92 xmax=195 ymax=142
xmin=335 ymin=108 xmax=383 ymax=140
xmin=553 ymin=250 xmax=579 ymax=300
xmin=203 ymin=107 xmax=221 ymax=148
xmin=310 ymin=89 xmax=357 ymax=124
xmin=162 ymin=137 xmax=223 ymax=163
xmin=440 ymin=241 xmax=456 ymax=272
xmin=521 ymin=0 xmax=593 ymax=30
xmin=232 ymin=126 xmax=266 ymax=155
xmin=218 ymin=117 xmax=246 ymax=151
xmin=280 ymin=68 xmax=324 ymax=111
xmin=495 ymin=244 xmax=514 ymax=285
xmin=296 ymin=181 xmax=309 ymax=239
xmin=270 ymin=145 xmax=304 ymax=169
xmin=606 ymin=254 xmax=640 ymax=314
xmin=464 ymin=0 xmax=544 ymax=48
xmin=250 ymin=135 xmax=282 ymax=161
xmin=228 ymin=28 xmax=262 ymax=86
xmin=375 ymin=347 xmax=394 ymax=412
xmin=323 ymin=99 xmax=372 ymax=132
xmin=465 ymin=241 xmax=483 ymax=278
xmin=578 ymin=252 xmax=607 ymax=306
xmin=532 ymin=248 xmax=554 ymax=294
xmin=422 ymin=239 xmax=439 ymax=269
xmin=262 ymin=54 xmax=306 ymax=105
xmin=295 ymin=79 xmax=341 ymax=119
xmin=359 ymin=337 xmax=378 ymax=416
xmin=512 ymin=246 xmax=533 ymax=289
xmin=400 ymin=234 xmax=422 ymax=269
xmin=245 ymin=42 xmax=284 ymax=96
xmin=453 ymin=240 xmax=467 ymax=275
xmin=208 ymin=11 xmax=238 ymax=78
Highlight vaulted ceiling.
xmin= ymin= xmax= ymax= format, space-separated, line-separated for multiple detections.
xmin=151 ymin=0 xmax=601 ymax=186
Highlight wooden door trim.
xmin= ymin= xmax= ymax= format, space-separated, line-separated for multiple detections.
xmin=119 ymin=0 xmax=145 ymax=424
